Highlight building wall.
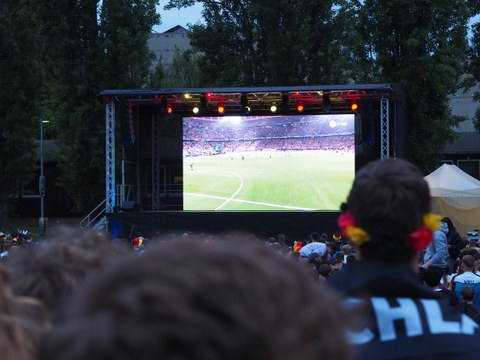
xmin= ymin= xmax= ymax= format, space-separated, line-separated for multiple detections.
xmin=446 ymin=84 xmax=480 ymax=179
xmin=148 ymin=25 xmax=191 ymax=67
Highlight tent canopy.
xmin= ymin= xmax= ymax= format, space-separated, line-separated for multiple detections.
xmin=424 ymin=164 xmax=480 ymax=237
xmin=424 ymin=163 xmax=480 ymax=198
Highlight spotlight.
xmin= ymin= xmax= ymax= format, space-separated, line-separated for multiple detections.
xmin=351 ymin=102 xmax=359 ymax=111
xmin=270 ymin=104 xmax=278 ymax=113
xmin=192 ymin=105 xmax=200 ymax=114
xmin=296 ymin=102 xmax=304 ymax=112
xmin=218 ymin=104 xmax=225 ymax=114
xmin=167 ymin=105 xmax=173 ymax=115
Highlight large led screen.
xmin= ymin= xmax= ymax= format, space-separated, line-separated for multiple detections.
xmin=183 ymin=114 xmax=355 ymax=211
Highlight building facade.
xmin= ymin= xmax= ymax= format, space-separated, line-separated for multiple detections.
xmin=148 ymin=25 xmax=191 ymax=67
xmin=445 ymin=84 xmax=480 ymax=179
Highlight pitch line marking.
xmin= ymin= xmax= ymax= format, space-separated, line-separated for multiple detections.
xmin=212 ymin=171 xmax=244 ymax=211
xmin=184 ymin=192 xmax=315 ymax=211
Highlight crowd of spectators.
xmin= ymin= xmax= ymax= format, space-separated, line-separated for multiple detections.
xmin=1 ymin=158 xmax=480 ymax=359
xmin=183 ymin=115 xmax=354 ymax=156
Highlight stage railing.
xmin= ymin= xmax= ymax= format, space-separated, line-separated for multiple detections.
xmin=80 ymin=199 xmax=107 ymax=229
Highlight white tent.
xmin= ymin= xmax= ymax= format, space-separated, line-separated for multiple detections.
xmin=424 ymin=164 xmax=480 ymax=237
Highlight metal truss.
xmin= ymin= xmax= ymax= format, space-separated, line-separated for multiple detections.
xmin=380 ymin=97 xmax=390 ymax=159
xmin=105 ymin=102 xmax=116 ymax=213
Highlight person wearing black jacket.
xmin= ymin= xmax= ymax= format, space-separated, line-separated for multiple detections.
xmin=456 ymin=286 xmax=480 ymax=324
xmin=329 ymin=158 xmax=480 ymax=360
xmin=442 ymin=216 xmax=466 ymax=274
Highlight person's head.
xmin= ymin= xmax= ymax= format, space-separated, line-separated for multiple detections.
xmin=421 ymin=267 xmax=443 ymax=288
xmin=341 ymin=158 xmax=431 ymax=264
xmin=277 ymin=233 xmax=286 ymax=245
xmin=331 ymin=260 xmax=344 ymax=272
xmin=318 ymin=263 xmax=332 ymax=277
xmin=310 ymin=232 xmax=320 ymax=243
xmin=335 ymin=252 xmax=344 ymax=262
xmin=6 ymin=227 xmax=129 ymax=320
xmin=0 ymin=264 xmax=46 ymax=360
xmin=441 ymin=217 xmax=456 ymax=235
xmin=327 ymin=242 xmax=337 ymax=254
xmin=460 ymin=286 xmax=475 ymax=303
xmin=461 ymin=255 xmax=475 ymax=272
xmin=341 ymin=244 xmax=353 ymax=255
xmin=468 ymin=239 xmax=479 ymax=249
xmin=320 ymin=233 xmax=328 ymax=243
xmin=38 ymin=238 xmax=351 ymax=360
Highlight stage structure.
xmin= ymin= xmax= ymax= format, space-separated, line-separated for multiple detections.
xmin=97 ymin=84 xmax=406 ymax=239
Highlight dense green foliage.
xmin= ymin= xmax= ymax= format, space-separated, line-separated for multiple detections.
xmin=167 ymin=0 xmax=349 ymax=86
xmin=39 ymin=0 xmax=160 ymax=214
xmin=0 ymin=0 xmax=44 ymax=227
xmin=149 ymin=48 xmax=202 ymax=88
xmin=0 ymin=0 xmax=160 ymax=227
xmin=168 ymin=0 xmax=478 ymax=173
xmin=470 ymin=17 xmax=480 ymax=132
xmin=0 ymin=0 xmax=479 ymax=227
xmin=343 ymin=0 xmax=472 ymax=172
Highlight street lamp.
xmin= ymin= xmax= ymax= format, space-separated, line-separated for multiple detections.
xmin=39 ymin=119 xmax=49 ymax=237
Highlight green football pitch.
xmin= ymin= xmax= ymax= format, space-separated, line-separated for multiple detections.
xmin=183 ymin=150 xmax=354 ymax=211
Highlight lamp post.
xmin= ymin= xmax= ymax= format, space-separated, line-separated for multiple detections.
xmin=39 ymin=119 xmax=49 ymax=237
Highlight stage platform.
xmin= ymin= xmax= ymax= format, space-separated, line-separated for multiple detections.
xmin=107 ymin=210 xmax=341 ymax=242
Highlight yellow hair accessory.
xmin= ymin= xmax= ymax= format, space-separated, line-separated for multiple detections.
xmin=423 ymin=213 xmax=442 ymax=233
xmin=338 ymin=211 xmax=370 ymax=246
xmin=345 ymin=225 xmax=370 ymax=246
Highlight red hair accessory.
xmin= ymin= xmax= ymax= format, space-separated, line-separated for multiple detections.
xmin=338 ymin=211 xmax=441 ymax=250
xmin=405 ymin=227 xmax=433 ymax=251
xmin=338 ymin=211 xmax=370 ymax=246
xmin=405 ymin=213 xmax=442 ymax=251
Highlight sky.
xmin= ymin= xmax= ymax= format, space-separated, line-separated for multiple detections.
xmin=154 ymin=2 xmax=204 ymax=33
xmin=152 ymin=4 xmax=479 ymax=38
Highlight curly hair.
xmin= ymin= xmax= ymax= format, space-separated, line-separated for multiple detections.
xmin=347 ymin=158 xmax=431 ymax=262
xmin=38 ymin=238 xmax=351 ymax=360
xmin=6 ymin=227 xmax=129 ymax=320
xmin=0 ymin=265 xmax=47 ymax=360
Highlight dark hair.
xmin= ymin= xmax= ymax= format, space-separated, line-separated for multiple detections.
xmin=310 ymin=232 xmax=320 ymax=242
xmin=0 ymin=265 xmax=46 ymax=360
xmin=422 ymin=267 xmax=443 ymax=287
xmin=461 ymin=286 xmax=475 ymax=302
xmin=38 ymin=238 xmax=350 ymax=360
xmin=462 ymin=255 xmax=475 ymax=269
xmin=347 ymin=159 xmax=430 ymax=262
xmin=441 ymin=217 xmax=456 ymax=236
xmin=6 ymin=227 xmax=129 ymax=320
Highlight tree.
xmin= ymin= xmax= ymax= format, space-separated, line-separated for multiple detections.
xmin=39 ymin=0 xmax=160 ymax=214
xmin=341 ymin=0 xmax=472 ymax=172
xmin=163 ymin=48 xmax=202 ymax=88
xmin=0 ymin=0 xmax=44 ymax=228
xmin=469 ymin=17 xmax=480 ymax=132
xmin=166 ymin=0 xmax=349 ymax=86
